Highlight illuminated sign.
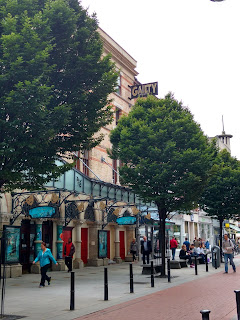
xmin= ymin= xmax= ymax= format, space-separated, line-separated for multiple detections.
xmin=29 ymin=206 xmax=56 ymax=218
xmin=116 ymin=216 xmax=136 ymax=225
xmin=130 ymin=82 xmax=158 ymax=99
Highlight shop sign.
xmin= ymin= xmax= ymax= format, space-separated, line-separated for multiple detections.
xmin=29 ymin=206 xmax=56 ymax=218
xmin=130 ymin=82 xmax=158 ymax=99
xmin=116 ymin=216 xmax=136 ymax=225
xmin=3 ymin=225 xmax=21 ymax=264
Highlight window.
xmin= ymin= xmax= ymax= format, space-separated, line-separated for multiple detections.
xmin=116 ymin=108 xmax=120 ymax=125
xmin=82 ymin=150 xmax=89 ymax=176
xmin=115 ymin=75 xmax=121 ymax=95
xmin=75 ymin=151 xmax=81 ymax=171
xmin=74 ymin=150 xmax=89 ymax=176
xmin=112 ymin=159 xmax=118 ymax=184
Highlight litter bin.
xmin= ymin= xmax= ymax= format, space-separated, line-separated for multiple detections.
xmin=212 ymin=245 xmax=220 ymax=268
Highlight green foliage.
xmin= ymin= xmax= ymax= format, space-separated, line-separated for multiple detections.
xmin=200 ymin=149 xmax=240 ymax=220
xmin=110 ymin=94 xmax=215 ymax=212
xmin=0 ymin=0 xmax=118 ymax=191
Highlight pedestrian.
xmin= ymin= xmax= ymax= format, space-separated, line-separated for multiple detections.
xmin=183 ymin=237 xmax=190 ymax=251
xmin=130 ymin=238 xmax=138 ymax=262
xmin=170 ymin=237 xmax=178 ymax=260
xmin=179 ymin=244 xmax=194 ymax=267
xmin=194 ymin=237 xmax=200 ymax=248
xmin=33 ymin=241 xmax=58 ymax=288
xmin=223 ymin=234 xmax=236 ymax=274
xmin=205 ymin=239 xmax=210 ymax=250
xmin=64 ymin=238 xmax=75 ymax=272
xmin=140 ymin=236 xmax=152 ymax=264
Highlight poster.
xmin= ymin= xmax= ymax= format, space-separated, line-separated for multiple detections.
xmin=98 ymin=230 xmax=107 ymax=259
xmin=3 ymin=226 xmax=20 ymax=264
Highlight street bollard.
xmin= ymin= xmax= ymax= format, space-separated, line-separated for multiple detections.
xmin=234 ymin=290 xmax=240 ymax=320
xmin=214 ymin=252 xmax=217 ymax=269
xmin=70 ymin=271 xmax=75 ymax=311
xmin=200 ymin=310 xmax=211 ymax=320
xmin=151 ymin=261 xmax=154 ymax=287
xmin=167 ymin=258 xmax=171 ymax=283
xmin=205 ymin=253 xmax=208 ymax=272
xmin=104 ymin=267 xmax=108 ymax=301
xmin=130 ymin=263 xmax=134 ymax=293
xmin=195 ymin=256 xmax=198 ymax=275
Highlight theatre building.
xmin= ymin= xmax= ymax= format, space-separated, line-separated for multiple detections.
xmin=0 ymin=28 xmax=143 ymax=277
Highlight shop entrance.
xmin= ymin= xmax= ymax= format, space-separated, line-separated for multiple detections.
xmin=119 ymin=231 xmax=125 ymax=260
xmin=20 ymin=220 xmax=35 ymax=273
xmin=62 ymin=227 xmax=73 ymax=257
xmin=81 ymin=228 xmax=88 ymax=264
xmin=107 ymin=230 xmax=110 ymax=259
xmin=42 ymin=221 xmax=53 ymax=250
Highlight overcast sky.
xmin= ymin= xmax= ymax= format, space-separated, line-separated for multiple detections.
xmin=81 ymin=0 xmax=240 ymax=159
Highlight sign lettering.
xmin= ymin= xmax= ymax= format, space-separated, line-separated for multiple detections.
xmin=130 ymin=82 xmax=158 ymax=99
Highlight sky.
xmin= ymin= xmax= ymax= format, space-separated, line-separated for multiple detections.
xmin=81 ymin=0 xmax=240 ymax=159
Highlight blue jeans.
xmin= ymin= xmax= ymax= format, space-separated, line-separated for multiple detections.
xmin=171 ymin=248 xmax=176 ymax=260
xmin=224 ymin=253 xmax=235 ymax=272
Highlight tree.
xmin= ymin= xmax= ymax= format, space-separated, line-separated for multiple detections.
xmin=110 ymin=94 xmax=215 ymax=275
xmin=0 ymin=0 xmax=118 ymax=191
xmin=200 ymin=149 xmax=240 ymax=257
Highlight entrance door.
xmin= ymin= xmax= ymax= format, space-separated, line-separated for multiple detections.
xmin=20 ymin=220 xmax=35 ymax=273
xmin=119 ymin=231 xmax=125 ymax=260
xmin=62 ymin=227 xmax=73 ymax=257
xmin=107 ymin=230 xmax=110 ymax=259
xmin=81 ymin=228 xmax=88 ymax=264
xmin=42 ymin=221 xmax=53 ymax=250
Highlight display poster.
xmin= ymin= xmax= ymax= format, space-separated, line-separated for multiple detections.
xmin=3 ymin=226 xmax=20 ymax=264
xmin=98 ymin=230 xmax=107 ymax=259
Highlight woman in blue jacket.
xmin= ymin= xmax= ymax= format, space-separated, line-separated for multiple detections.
xmin=33 ymin=241 xmax=58 ymax=288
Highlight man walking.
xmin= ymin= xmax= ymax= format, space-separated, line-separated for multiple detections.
xmin=223 ymin=234 xmax=236 ymax=274
xmin=183 ymin=237 xmax=190 ymax=251
xmin=141 ymin=236 xmax=152 ymax=264
xmin=64 ymin=238 xmax=75 ymax=272
xmin=170 ymin=237 xmax=178 ymax=260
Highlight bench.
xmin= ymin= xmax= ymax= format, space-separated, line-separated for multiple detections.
xmin=179 ymin=259 xmax=188 ymax=268
xmin=169 ymin=260 xmax=181 ymax=269
xmin=141 ymin=263 xmax=162 ymax=275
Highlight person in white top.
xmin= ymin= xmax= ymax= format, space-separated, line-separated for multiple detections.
xmin=222 ymin=234 xmax=236 ymax=274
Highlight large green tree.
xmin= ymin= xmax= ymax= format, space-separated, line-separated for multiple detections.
xmin=0 ymin=0 xmax=117 ymax=191
xmin=110 ymin=94 xmax=215 ymax=275
xmin=200 ymin=149 xmax=240 ymax=257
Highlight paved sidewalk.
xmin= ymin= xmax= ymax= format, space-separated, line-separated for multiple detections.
xmin=3 ymin=257 xmax=240 ymax=320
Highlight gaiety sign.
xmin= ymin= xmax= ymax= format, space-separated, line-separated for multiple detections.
xmin=130 ymin=82 xmax=158 ymax=99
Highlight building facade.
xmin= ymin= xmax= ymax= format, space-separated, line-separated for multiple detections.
xmin=0 ymin=28 xmax=141 ymax=277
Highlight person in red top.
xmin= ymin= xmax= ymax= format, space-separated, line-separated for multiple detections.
xmin=64 ymin=238 xmax=75 ymax=272
xmin=170 ymin=237 xmax=178 ymax=260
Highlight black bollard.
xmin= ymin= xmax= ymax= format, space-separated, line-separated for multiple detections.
xmin=70 ymin=271 xmax=75 ymax=311
xmin=214 ymin=252 xmax=217 ymax=269
xmin=195 ymin=256 xmax=198 ymax=275
xmin=234 ymin=290 xmax=240 ymax=320
xmin=200 ymin=310 xmax=211 ymax=320
xmin=205 ymin=254 xmax=208 ymax=272
xmin=104 ymin=267 xmax=108 ymax=301
xmin=151 ymin=261 xmax=154 ymax=287
xmin=130 ymin=263 xmax=134 ymax=293
xmin=167 ymin=258 xmax=171 ymax=283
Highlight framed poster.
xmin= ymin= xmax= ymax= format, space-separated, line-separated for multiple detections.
xmin=3 ymin=225 xmax=21 ymax=264
xmin=98 ymin=230 xmax=107 ymax=259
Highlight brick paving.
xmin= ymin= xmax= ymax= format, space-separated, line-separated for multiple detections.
xmin=75 ymin=263 xmax=240 ymax=320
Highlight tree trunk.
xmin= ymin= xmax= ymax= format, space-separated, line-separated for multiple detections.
xmin=219 ymin=217 xmax=223 ymax=263
xmin=157 ymin=205 xmax=167 ymax=276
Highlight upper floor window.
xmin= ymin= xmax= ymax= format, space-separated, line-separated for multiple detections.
xmin=116 ymin=108 xmax=120 ymax=125
xmin=115 ymin=75 xmax=121 ymax=95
